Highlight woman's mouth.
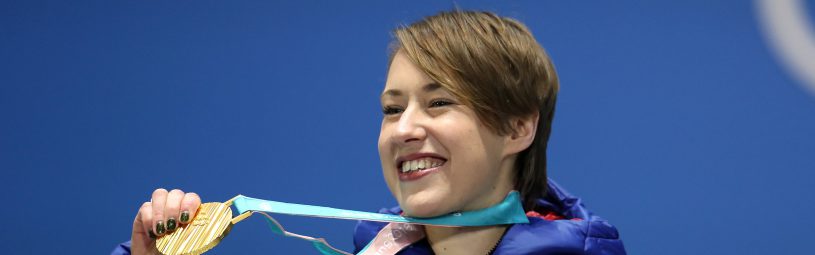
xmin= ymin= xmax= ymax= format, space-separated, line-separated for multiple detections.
xmin=397 ymin=156 xmax=446 ymax=181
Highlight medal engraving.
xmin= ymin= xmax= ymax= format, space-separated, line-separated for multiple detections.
xmin=156 ymin=202 xmax=234 ymax=255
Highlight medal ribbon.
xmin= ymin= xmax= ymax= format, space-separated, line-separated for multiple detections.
xmin=232 ymin=191 xmax=528 ymax=255
xmin=232 ymin=190 xmax=528 ymax=227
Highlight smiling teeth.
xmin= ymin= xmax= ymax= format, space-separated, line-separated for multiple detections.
xmin=401 ymin=158 xmax=444 ymax=173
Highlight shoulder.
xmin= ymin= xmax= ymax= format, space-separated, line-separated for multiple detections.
xmin=493 ymin=179 xmax=626 ymax=254
xmin=494 ymin=214 xmax=624 ymax=254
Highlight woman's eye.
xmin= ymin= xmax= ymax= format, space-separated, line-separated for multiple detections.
xmin=382 ymin=106 xmax=403 ymax=115
xmin=429 ymin=99 xmax=454 ymax=108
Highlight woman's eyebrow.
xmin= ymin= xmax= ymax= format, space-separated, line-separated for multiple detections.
xmin=423 ymin=83 xmax=442 ymax=92
xmin=380 ymin=83 xmax=442 ymax=99
xmin=381 ymin=89 xmax=402 ymax=99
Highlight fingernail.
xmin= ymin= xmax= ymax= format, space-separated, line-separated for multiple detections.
xmin=156 ymin=220 xmax=166 ymax=235
xmin=180 ymin=211 xmax=190 ymax=223
xmin=167 ymin=217 xmax=177 ymax=231
xmin=148 ymin=229 xmax=157 ymax=239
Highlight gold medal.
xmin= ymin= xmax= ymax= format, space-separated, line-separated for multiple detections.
xmin=155 ymin=197 xmax=253 ymax=255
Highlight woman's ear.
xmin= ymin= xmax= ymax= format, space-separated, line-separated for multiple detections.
xmin=504 ymin=112 xmax=539 ymax=156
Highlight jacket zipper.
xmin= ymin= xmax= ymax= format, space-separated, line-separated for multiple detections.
xmin=486 ymin=227 xmax=510 ymax=255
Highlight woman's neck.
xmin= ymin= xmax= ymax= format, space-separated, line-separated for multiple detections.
xmin=425 ymin=225 xmax=508 ymax=255
xmin=422 ymin=157 xmax=517 ymax=254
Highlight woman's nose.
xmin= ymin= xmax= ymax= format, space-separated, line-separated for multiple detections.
xmin=394 ymin=106 xmax=427 ymax=144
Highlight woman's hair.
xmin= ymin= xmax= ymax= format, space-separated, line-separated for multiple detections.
xmin=391 ymin=10 xmax=559 ymax=210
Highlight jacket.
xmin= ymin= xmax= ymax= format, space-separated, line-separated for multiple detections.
xmin=352 ymin=179 xmax=626 ymax=254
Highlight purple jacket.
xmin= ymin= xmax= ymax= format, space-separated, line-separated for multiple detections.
xmin=352 ymin=180 xmax=626 ymax=254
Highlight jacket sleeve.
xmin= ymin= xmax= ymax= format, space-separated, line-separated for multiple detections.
xmin=584 ymin=218 xmax=626 ymax=255
xmin=110 ymin=240 xmax=132 ymax=255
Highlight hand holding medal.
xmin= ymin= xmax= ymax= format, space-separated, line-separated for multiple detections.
xmin=130 ymin=189 xmax=203 ymax=255
xmin=154 ymin=201 xmax=237 ymax=255
xmin=148 ymin=192 xmax=528 ymax=255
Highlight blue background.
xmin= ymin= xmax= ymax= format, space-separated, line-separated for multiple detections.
xmin=2 ymin=1 xmax=814 ymax=254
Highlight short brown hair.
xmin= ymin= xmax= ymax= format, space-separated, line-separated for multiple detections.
xmin=391 ymin=10 xmax=559 ymax=210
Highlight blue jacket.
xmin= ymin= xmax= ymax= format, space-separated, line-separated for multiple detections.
xmin=353 ymin=180 xmax=626 ymax=254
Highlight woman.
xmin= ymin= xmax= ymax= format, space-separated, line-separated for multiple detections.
xmin=114 ymin=10 xmax=625 ymax=255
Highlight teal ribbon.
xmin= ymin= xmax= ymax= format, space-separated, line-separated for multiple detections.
xmin=233 ymin=191 xmax=529 ymax=226
xmin=231 ymin=191 xmax=529 ymax=254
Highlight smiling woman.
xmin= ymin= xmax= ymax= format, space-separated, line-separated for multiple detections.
xmin=380 ymin=11 xmax=558 ymax=218
xmin=112 ymin=10 xmax=625 ymax=255
xmin=360 ymin=11 xmax=626 ymax=254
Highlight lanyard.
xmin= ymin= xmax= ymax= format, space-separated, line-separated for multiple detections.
xmin=232 ymin=190 xmax=528 ymax=227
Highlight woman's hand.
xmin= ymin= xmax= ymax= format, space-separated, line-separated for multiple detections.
xmin=130 ymin=189 xmax=201 ymax=255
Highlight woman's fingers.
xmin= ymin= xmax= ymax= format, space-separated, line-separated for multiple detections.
xmin=138 ymin=202 xmax=156 ymax=239
xmin=131 ymin=201 xmax=159 ymax=255
xmin=144 ymin=188 xmax=201 ymax=240
xmin=164 ymin=189 xmax=185 ymax=232
xmin=151 ymin=188 xmax=168 ymax=236
xmin=131 ymin=188 xmax=200 ymax=255
xmin=179 ymin=192 xmax=201 ymax=224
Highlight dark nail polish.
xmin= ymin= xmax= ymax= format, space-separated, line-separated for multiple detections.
xmin=180 ymin=211 xmax=190 ymax=223
xmin=156 ymin=220 xmax=166 ymax=235
xmin=167 ymin=217 xmax=177 ymax=231
xmin=148 ymin=229 xmax=157 ymax=239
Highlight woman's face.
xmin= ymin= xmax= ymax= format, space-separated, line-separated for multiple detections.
xmin=378 ymin=52 xmax=516 ymax=217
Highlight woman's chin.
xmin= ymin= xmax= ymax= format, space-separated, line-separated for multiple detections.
xmin=400 ymin=207 xmax=437 ymax=218
xmin=399 ymin=193 xmax=455 ymax=218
